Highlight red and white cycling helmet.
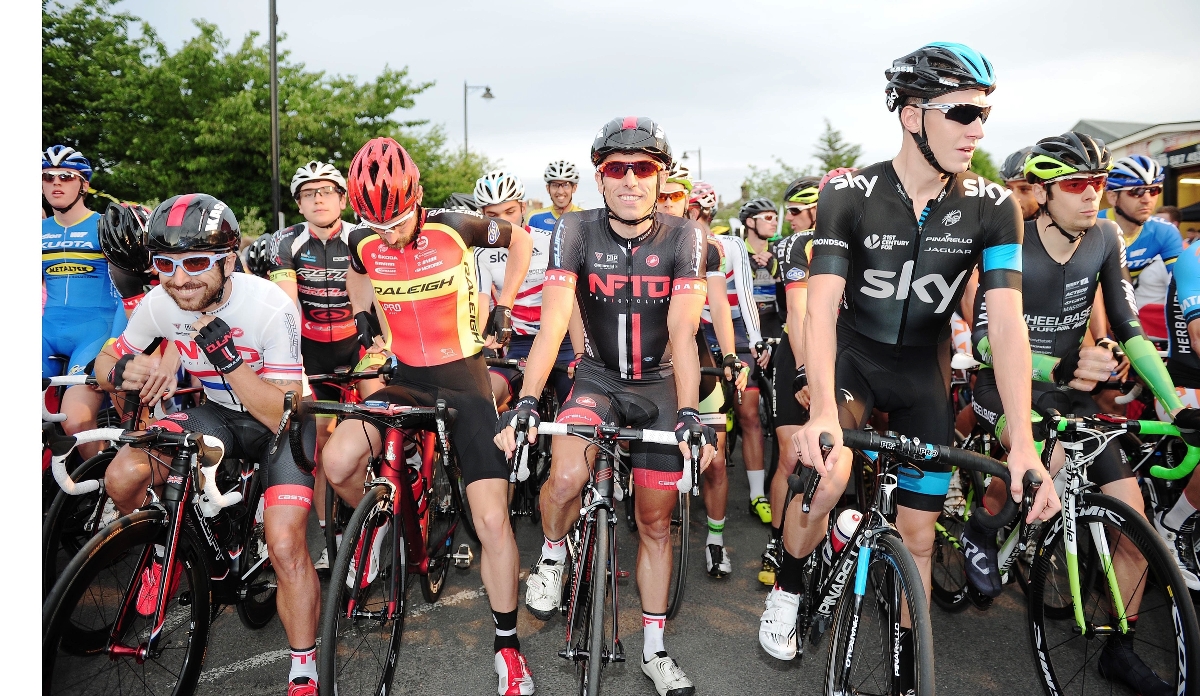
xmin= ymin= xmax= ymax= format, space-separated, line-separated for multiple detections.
xmin=347 ymin=137 xmax=421 ymax=225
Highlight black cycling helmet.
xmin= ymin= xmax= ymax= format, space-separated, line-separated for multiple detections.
xmin=147 ymin=194 xmax=240 ymax=253
xmin=98 ymin=202 xmax=153 ymax=275
xmin=999 ymin=146 xmax=1033 ymax=182
xmin=884 ymin=42 xmax=996 ymax=111
xmin=1024 ymin=132 xmax=1112 ymax=184
xmin=738 ymin=197 xmax=778 ymax=224
xmin=590 ymin=116 xmax=672 ymax=167
xmin=442 ymin=192 xmax=480 ymax=212
xmin=784 ymin=176 xmax=822 ymax=206
xmin=243 ymin=234 xmax=274 ymax=278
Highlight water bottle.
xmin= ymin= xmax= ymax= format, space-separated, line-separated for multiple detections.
xmin=406 ymin=466 xmax=428 ymax=518
xmin=822 ymin=509 xmax=862 ymax=565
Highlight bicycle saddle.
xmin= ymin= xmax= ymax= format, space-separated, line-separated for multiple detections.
xmin=611 ymin=392 xmax=659 ymax=430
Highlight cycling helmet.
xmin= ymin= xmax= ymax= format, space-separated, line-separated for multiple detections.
xmin=666 ymin=161 xmax=693 ymax=192
xmin=474 ymin=170 xmax=525 ymax=207
xmin=347 ymin=137 xmax=421 ymax=225
xmin=784 ymin=176 xmax=822 ymax=206
xmin=146 ymin=194 xmax=241 ymax=253
xmin=590 ymin=116 xmax=672 ymax=167
xmin=1024 ymin=132 xmax=1112 ymax=183
xmin=442 ymin=192 xmax=480 ymax=212
xmin=999 ymin=147 xmax=1033 ymax=182
xmin=819 ymin=167 xmax=858 ymax=192
xmin=290 ymin=160 xmax=347 ymax=197
xmin=884 ymin=42 xmax=996 ymax=111
xmin=42 ymin=145 xmax=93 ymax=180
xmin=738 ymin=197 xmax=778 ymax=224
xmin=1106 ymin=155 xmax=1165 ymax=191
xmin=544 ymin=160 xmax=580 ymax=184
xmin=689 ymin=181 xmax=717 ymax=209
xmin=243 ymin=234 xmax=274 ymax=278
xmin=98 ymin=202 xmax=153 ymax=275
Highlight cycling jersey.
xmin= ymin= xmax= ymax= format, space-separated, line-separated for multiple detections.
xmin=268 ymin=221 xmax=357 ymax=343
xmin=1097 ymin=211 xmax=1182 ymax=282
xmin=1167 ymin=243 xmax=1200 ymax=388
xmin=348 ymin=208 xmax=515 ymax=368
xmin=545 ymin=209 xmax=707 ymax=381
xmin=810 ymin=162 xmax=1023 ymax=347
xmin=112 ymin=273 xmax=304 ymax=409
xmin=702 ymin=234 xmax=762 ymax=346
xmin=745 ymin=239 xmax=781 ymax=335
xmin=474 ymin=224 xmax=551 ymax=335
xmin=527 ymin=205 xmax=582 ymax=235
xmin=775 ymin=229 xmax=813 ymax=335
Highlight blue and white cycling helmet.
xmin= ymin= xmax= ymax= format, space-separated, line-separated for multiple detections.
xmin=42 ymin=145 xmax=93 ymax=181
xmin=884 ymin=42 xmax=996 ymax=112
xmin=1106 ymin=155 xmax=1165 ymax=191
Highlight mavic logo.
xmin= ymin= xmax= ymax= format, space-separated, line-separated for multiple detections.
xmin=962 ymin=177 xmax=1013 ymax=205
xmin=860 ymin=261 xmax=968 ymax=313
xmin=829 ymin=172 xmax=879 ymax=197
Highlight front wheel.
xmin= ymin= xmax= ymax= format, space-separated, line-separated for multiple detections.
xmin=421 ymin=446 xmax=461 ymax=603
xmin=664 ymin=492 xmax=690 ymax=620
xmin=584 ymin=508 xmax=609 ymax=696
xmin=42 ymin=451 xmax=115 ymax=599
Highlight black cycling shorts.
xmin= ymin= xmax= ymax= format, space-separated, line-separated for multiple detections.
xmin=556 ymin=358 xmax=682 ymax=491
xmin=835 ymin=328 xmax=954 ymax=512
xmin=302 ymin=336 xmax=362 ymax=401
xmin=772 ymin=333 xmax=808 ymax=428
xmin=696 ymin=331 xmax=730 ymax=427
xmin=701 ymin=318 xmax=755 ymax=387
xmin=346 ymin=354 xmax=508 ymax=486
xmin=488 ymin=334 xmax=574 ymax=405
xmin=150 ymin=402 xmax=314 ymax=509
xmin=972 ymin=370 xmax=1131 ymax=487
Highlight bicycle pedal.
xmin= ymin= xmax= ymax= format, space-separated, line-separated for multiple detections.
xmin=451 ymin=543 xmax=474 ymax=569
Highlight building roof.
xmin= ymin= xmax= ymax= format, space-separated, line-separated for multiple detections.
xmin=1071 ymin=119 xmax=1154 ymax=143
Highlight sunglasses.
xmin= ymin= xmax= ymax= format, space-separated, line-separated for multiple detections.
xmin=657 ymin=190 xmax=688 ymax=204
xmin=152 ymin=253 xmax=231 ymax=276
xmin=598 ymin=160 xmax=661 ymax=179
xmin=1054 ymin=175 xmax=1107 ymax=194
xmin=753 ymin=213 xmax=778 ymax=223
xmin=785 ymin=204 xmax=816 ymax=215
xmin=368 ymin=207 xmax=417 ymax=231
xmin=1122 ymin=186 xmax=1163 ymax=198
xmin=42 ymin=171 xmax=82 ymax=183
xmin=917 ymin=102 xmax=992 ymax=125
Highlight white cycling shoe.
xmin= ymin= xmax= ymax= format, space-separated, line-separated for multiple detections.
xmin=759 ymin=587 xmax=800 ymax=660
xmin=641 ymin=651 xmax=695 ymax=696
xmin=705 ymin=544 xmax=732 ymax=578
xmin=524 ymin=557 xmax=564 ymax=620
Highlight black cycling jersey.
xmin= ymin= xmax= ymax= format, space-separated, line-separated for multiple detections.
xmin=268 ymin=221 xmax=356 ymax=343
xmin=775 ymin=229 xmax=814 ymax=329
xmin=809 ymin=161 xmax=1023 ymax=346
xmin=545 ymin=209 xmax=707 ymax=380
xmin=745 ymin=238 xmax=780 ymax=320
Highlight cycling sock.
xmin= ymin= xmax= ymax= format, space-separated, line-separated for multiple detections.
xmin=493 ymin=608 xmax=519 ymax=652
xmin=771 ymin=524 xmax=782 ymax=541
xmin=747 ymin=469 xmax=766 ymax=500
xmin=642 ymin=612 xmax=666 ymax=661
xmin=540 ymin=535 xmax=567 ymax=563
xmin=896 ymin=627 xmax=914 ymax=691
xmin=776 ymin=550 xmax=805 ymax=595
xmin=289 ymin=645 xmax=317 ymax=683
xmin=1164 ymin=494 xmax=1198 ymax=531
xmin=706 ymin=517 xmax=725 ymax=546
xmin=153 ymin=544 xmax=166 ymax=560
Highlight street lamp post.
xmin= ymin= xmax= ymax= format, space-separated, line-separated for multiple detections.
xmin=681 ymin=148 xmax=702 ymax=180
xmin=269 ymin=0 xmax=281 ymax=231
xmin=463 ymin=82 xmax=494 ymax=154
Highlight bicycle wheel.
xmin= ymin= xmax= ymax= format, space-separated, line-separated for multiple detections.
xmin=42 ymin=451 xmax=115 ymax=598
xmin=582 ymin=508 xmax=609 ymax=696
xmin=318 ymin=484 xmax=407 ymax=696
xmin=1027 ymin=493 xmax=1200 ymax=696
xmin=235 ymin=474 xmax=277 ymax=630
xmin=43 ymin=510 xmax=210 ymax=696
xmin=825 ymin=533 xmax=935 ymax=696
xmin=664 ymin=492 xmax=690 ymax=620
xmin=931 ymin=468 xmax=971 ymax=612
xmin=422 ymin=446 xmax=460 ymax=603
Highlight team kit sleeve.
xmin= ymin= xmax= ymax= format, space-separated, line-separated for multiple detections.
xmin=544 ymin=214 xmax=584 ymax=290
xmin=346 ymin=226 xmax=372 ymax=274
xmin=268 ymin=230 xmax=296 ymax=282
xmin=670 ymin=223 xmax=708 ymax=296
xmin=258 ymin=299 xmax=305 ymax=381
xmin=977 ymin=192 xmax=1024 ymax=294
xmin=1156 ymin=223 xmax=1185 ymax=275
xmin=1178 ymin=245 xmax=1200 ymax=324
xmin=808 ymin=186 xmax=856 ymax=278
xmin=728 ymin=236 xmax=762 ymax=345
xmin=448 ymin=210 xmax=513 ymax=249
xmin=111 ymin=288 xmax=167 ymax=358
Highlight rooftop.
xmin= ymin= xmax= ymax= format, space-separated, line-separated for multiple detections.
xmin=1070 ymin=119 xmax=1155 ymax=143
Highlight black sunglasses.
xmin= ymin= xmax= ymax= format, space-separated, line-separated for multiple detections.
xmin=917 ymin=102 xmax=991 ymax=125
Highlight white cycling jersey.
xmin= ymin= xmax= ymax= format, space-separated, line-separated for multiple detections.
xmin=112 ymin=273 xmax=304 ymax=409
xmin=703 ymin=234 xmax=762 ymax=346
xmin=474 ymin=224 xmax=552 ymax=336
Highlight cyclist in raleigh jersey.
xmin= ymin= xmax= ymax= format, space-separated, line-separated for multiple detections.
xmin=94 ymin=194 xmax=317 ymax=696
xmin=768 ymin=45 xmax=1060 ymax=679
xmin=318 ymin=137 xmax=537 ymax=696
xmin=527 ymin=160 xmax=583 ymax=234
xmin=473 ymin=169 xmax=575 ymax=408
xmin=999 ymin=146 xmax=1039 ymax=221
xmin=495 ymin=116 xmax=716 ymax=696
xmin=967 ymin=132 xmax=1200 ymax=693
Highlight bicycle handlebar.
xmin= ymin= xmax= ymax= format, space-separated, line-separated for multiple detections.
xmin=48 ymin=428 xmax=124 ymax=495
xmin=288 ymin=399 xmax=454 ymax=475
xmin=42 ymin=375 xmax=97 ymax=422
xmin=1049 ymin=412 xmax=1199 ymax=480
xmin=534 ymin=422 xmax=701 ymax=493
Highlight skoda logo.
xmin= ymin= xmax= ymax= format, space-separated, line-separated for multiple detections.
xmin=864 ymin=235 xmax=881 ymax=250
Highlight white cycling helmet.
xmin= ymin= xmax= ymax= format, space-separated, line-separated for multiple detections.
xmin=543 ymin=160 xmax=579 ymax=184
xmin=290 ymin=161 xmax=348 ymax=197
xmin=474 ymin=170 xmax=525 ymax=207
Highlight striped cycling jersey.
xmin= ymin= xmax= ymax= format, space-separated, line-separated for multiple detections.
xmin=474 ymin=224 xmax=551 ymax=335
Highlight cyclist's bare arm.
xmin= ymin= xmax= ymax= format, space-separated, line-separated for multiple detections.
xmin=568 ymin=299 xmax=585 ymax=356
xmin=516 ymin=284 xmax=573 ymax=403
xmin=495 ymin=227 xmax=532 ymax=309
xmin=799 ymin=273 xmax=846 ymax=473
xmin=273 ymin=277 xmax=302 ymax=312
xmin=668 ymin=292 xmax=705 ymax=412
xmin=706 ymin=275 xmax=741 ymax=384
xmin=785 ymin=283 xmax=808 ymax=368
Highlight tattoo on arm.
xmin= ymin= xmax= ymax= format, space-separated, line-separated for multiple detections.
xmin=265 ymin=378 xmax=301 ymax=391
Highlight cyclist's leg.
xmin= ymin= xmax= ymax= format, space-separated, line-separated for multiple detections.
xmin=770 ymin=335 xmax=807 ymax=530
xmin=697 ymin=332 xmax=728 ymax=527
xmin=542 ymin=378 xmax=609 ymax=540
xmin=61 ymin=322 xmax=112 ymax=458
xmin=322 ymin=386 xmax=408 ymax=508
xmin=304 ymin=336 xmax=361 ymax=526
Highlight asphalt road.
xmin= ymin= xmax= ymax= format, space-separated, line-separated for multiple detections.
xmin=186 ymin=437 xmax=1081 ymax=696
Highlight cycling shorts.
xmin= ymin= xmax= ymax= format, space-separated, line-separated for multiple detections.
xmin=696 ymin=332 xmax=727 ymax=426
xmin=302 ymin=336 xmax=362 ymax=401
xmin=149 ymin=402 xmax=314 ymax=509
xmin=556 ymin=358 xmax=683 ymax=490
xmin=772 ymin=335 xmax=808 ymax=428
xmin=43 ymin=307 xmax=115 ymax=377
xmin=759 ymin=312 xmax=782 ymax=342
xmin=701 ymin=316 xmax=756 ymax=390
xmin=972 ymin=370 xmax=1132 ymax=487
xmin=835 ymin=328 xmax=954 ymax=512
xmin=1156 ymin=387 xmax=1200 ymax=423
xmin=488 ymin=334 xmax=575 ymax=405
xmin=346 ymin=354 xmax=508 ymax=486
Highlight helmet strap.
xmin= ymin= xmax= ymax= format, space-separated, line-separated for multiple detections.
xmin=48 ymin=178 xmax=88 ymax=214
xmin=910 ymin=107 xmax=953 ymax=177
xmin=603 ymin=180 xmax=658 ymax=228
xmin=1041 ymin=188 xmax=1084 ymax=243
xmin=210 ymin=258 xmax=230 ymax=306
xmin=1112 ymin=200 xmax=1144 ymax=228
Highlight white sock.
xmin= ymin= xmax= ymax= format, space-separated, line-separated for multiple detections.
xmin=289 ymin=645 xmax=317 ymax=683
xmin=747 ymin=469 xmax=766 ymax=500
xmin=642 ymin=612 xmax=666 ymax=660
xmin=541 ymin=535 xmax=567 ymax=563
xmin=1164 ymin=494 xmax=1199 ymax=530
xmin=706 ymin=517 xmax=725 ymax=546
xmin=153 ymin=544 xmax=166 ymax=559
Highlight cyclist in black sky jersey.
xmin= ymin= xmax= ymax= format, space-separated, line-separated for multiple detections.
xmin=760 ymin=45 xmax=1059 ymax=681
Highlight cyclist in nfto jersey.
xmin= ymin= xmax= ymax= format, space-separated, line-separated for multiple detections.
xmin=764 ymin=44 xmax=1061 ymax=677
xmin=318 ymin=137 xmax=536 ymax=696
xmin=474 ymin=170 xmax=575 ymax=408
xmin=999 ymin=146 xmax=1038 ymax=221
xmin=495 ymin=116 xmax=717 ymax=696
xmin=1100 ymin=155 xmax=1182 ymax=286
xmin=93 ymin=194 xmax=319 ymax=696
xmin=527 ymin=160 xmax=583 ymax=234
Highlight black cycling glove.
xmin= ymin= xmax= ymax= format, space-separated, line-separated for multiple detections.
xmin=721 ymin=353 xmax=744 ymax=382
xmin=355 ymin=311 xmax=382 ymax=350
xmin=1174 ymin=407 xmax=1200 ymax=431
xmin=194 ymin=317 xmax=243 ymax=375
xmin=486 ymin=305 xmax=513 ymax=346
xmin=675 ymin=407 xmax=716 ymax=448
xmin=108 ymin=354 xmax=135 ymax=389
xmin=497 ymin=395 xmax=540 ymax=435
xmin=1052 ymin=348 xmax=1079 ymax=387
xmin=792 ymin=364 xmax=808 ymax=394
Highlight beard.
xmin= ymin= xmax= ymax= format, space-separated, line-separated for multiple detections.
xmin=164 ymin=274 xmax=226 ymax=311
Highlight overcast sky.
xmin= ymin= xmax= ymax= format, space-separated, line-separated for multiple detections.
xmin=119 ymin=0 xmax=1200 ymax=210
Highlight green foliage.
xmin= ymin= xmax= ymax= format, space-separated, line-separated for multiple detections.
xmin=42 ymin=0 xmax=490 ymax=227
xmin=970 ymin=148 xmax=1001 ymax=182
xmin=813 ymin=118 xmax=863 ymax=172
xmin=714 ymin=157 xmax=815 ymax=226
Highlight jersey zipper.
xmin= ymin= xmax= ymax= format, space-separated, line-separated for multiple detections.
xmin=892 ymin=189 xmax=949 ymax=350
xmin=625 ymin=238 xmax=634 ymax=379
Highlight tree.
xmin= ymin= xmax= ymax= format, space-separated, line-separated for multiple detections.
xmin=714 ymin=157 xmax=814 ymax=225
xmin=813 ymin=118 xmax=863 ymax=172
xmin=970 ymin=148 xmax=1001 ymax=182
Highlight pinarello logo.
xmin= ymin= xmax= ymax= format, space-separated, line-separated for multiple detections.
xmin=416 ymin=236 xmax=429 ymax=251
xmin=646 ymin=255 xmax=660 ymax=268
xmin=230 ymin=327 xmax=244 ymax=337
xmin=577 ymin=396 xmax=597 ymax=407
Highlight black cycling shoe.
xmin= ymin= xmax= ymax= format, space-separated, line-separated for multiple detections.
xmin=1097 ymin=633 xmax=1173 ymax=696
xmin=960 ymin=517 xmax=1002 ymax=599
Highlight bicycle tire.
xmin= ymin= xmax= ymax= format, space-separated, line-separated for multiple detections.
xmin=318 ymin=484 xmax=406 ymax=696
xmin=43 ymin=509 xmax=210 ymax=696
xmin=235 ymin=472 xmax=277 ymax=630
xmin=1027 ymin=493 xmax=1200 ymax=696
xmin=825 ymin=533 xmax=935 ymax=696
xmin=323 ymin=481 xmax=339 ymax=574
xmin=421 ymin=446 xmax=459 ymax=603
xmin=664 ymin=492 xmax=690 ymax=620
xmin=42 ymin=450 xmax=115 ymax=598
xmin=585 ymin=507 xmax=608 ymax=696
xmin=566 ymin=513 xmax=596 ymax=695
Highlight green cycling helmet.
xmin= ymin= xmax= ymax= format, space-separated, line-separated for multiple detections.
xmin=1024 ymin=131 xmax=1111 ymax=183
xmin=784 ymin=176 xmax=821 ymax=206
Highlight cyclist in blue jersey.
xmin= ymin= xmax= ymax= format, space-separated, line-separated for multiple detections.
xmin=527 ymin=160 xmax=583 ymax=234
xmin=1100 ymin=155 xmax=1183 ymax=285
